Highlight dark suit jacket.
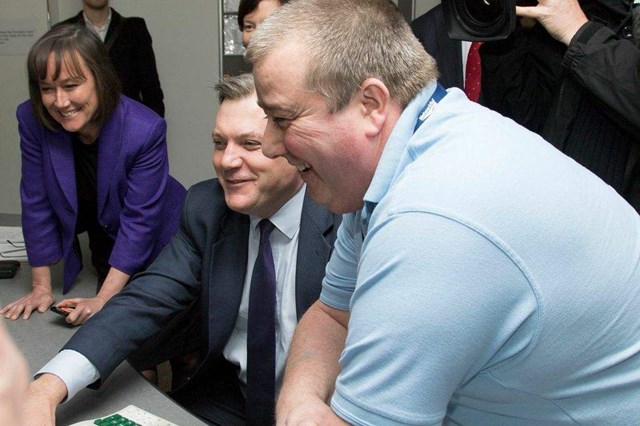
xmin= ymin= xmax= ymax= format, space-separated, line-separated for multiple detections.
xmin=411 ymin=4 xmax=464 ymax=90
xmin=61 ymin=8 xmax=165 ymax=116
xmin=17 ymin=97 xmax=185 ymax=293
xmin=64 ymin=179 xmax=341 ymax=389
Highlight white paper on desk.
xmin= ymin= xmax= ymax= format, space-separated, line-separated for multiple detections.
xmin=0 ymin=226 xmax=27 ymax=261
xmin=68 ymin=405 xmax=178 ymax=426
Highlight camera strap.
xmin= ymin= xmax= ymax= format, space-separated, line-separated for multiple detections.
xmin=414 ymin=83 xmax=447 ymax=133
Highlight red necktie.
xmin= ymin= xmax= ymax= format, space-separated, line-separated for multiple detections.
xmin=464 ymin=41 xmax=483 ymax=103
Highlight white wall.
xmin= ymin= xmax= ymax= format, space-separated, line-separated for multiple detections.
xmin=0 ymin=0 xmax=49 ymax=215
xmin=415 ymin=0 xmax=440 ymax=18
xmin=0 ymin=0 xmax=221 ymax=214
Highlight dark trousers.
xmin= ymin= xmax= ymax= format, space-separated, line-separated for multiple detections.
xmin=170 ymin=357 xmax=246 ymax=425
xmin=73 ymin=224 xmax=114 ymax=291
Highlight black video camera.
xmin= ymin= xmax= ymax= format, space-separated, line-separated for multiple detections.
xmin=442 ymin=0 xmax=538 ymax=41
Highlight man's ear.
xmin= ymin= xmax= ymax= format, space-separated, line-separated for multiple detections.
xmin=359 ymin=78 xmax=390 ymax=138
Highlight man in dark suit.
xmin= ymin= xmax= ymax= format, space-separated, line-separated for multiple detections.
xmin=411 ymin=4 xmax=465 ymax=91
xmin=412 ymin=4 xmax=486 ymax=103
xmin=414 ymin=1 xmax=640 ymax=212
xmin=60 ymin=0 xmax=165 ymax=116
xmin=22 ymin=73 xmax=341 ymax=426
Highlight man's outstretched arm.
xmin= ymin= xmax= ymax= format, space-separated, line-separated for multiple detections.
xmin=23 ymin=373 xmax=67 ymax=426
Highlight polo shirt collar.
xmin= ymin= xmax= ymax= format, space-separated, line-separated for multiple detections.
xmin=363 ymin=81 xmax=438 ymax=207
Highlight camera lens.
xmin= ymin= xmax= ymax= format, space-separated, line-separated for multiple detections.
xmin=451 ymin=0 xmax=508 ymax=36
xmin=443 ymin=0 xmax=517 ymax=41
xmin=463 ymin=0 xmax=504 ymax=26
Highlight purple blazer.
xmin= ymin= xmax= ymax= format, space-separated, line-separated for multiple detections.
xmin=17 ymin=96 xmax=186 ymax=293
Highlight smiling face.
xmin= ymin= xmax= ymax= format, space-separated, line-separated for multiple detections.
xmin=39 ymin=53 xmax=100 ymax=142
xmin=241 ymin=0 xmax=281 ymax=47
xmin=213 ymin=93 xmax=303 ymax=218
xmin=254 ymin=43 xmax=385 ymax=214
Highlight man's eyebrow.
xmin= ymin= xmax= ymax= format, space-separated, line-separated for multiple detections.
xmin=212 ymin=130 xmax=263 ymax=140
xmin=258 ymin=101 xmax=296 ymax=116
xmin=238 ymin=131 xmax=264 ymax=140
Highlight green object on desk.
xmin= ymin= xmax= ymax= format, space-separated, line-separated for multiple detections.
xmin=93 ymin=413 xmax=140 ymax=425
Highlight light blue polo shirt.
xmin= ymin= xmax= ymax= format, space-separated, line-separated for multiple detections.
xmin=321 ymin=84 xmax=640 ymax=425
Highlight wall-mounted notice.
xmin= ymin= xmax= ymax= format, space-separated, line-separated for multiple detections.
xmin=0 ymin=19 xmax=37 ymax=55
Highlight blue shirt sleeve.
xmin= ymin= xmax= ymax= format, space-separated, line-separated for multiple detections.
xmin=320 ymin=212 xmax=361 ymax=311
xmin=330 ymin=211 xmax=538 ymax=425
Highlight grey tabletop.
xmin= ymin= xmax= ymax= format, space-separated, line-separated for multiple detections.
xmin=0 ymin=219 xmax=206 ymax=425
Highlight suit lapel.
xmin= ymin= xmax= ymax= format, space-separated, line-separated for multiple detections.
xmin=70 ymin=11 xmax=84 ymax=25
xmin=103 ymin=8 xmax=123 ymax=51
xmin=104 ymin=9 xmax=122 ymax=50
xmin=435 ymin=7 xmax=464 ymax=90
xmin=96 ymin=100 xmax=123 ymax=219
xmin=206 ymin=212 xmax=249 ymax=352
xmin=48 ymin=131 xmax=77 ymax=213
xmin=294 ymin=194 xmax=336 ymax=320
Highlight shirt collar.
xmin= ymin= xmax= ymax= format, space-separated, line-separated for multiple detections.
xmin=363 ymin=81 xmax=438 ymax=206
xmin=250 ymin=184 xmax=306 ymax=240
xmin=83 ymin=8 xmax=112 ymax=33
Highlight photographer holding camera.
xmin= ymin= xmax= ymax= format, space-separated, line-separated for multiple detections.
xmin=414 ymin=0 xmax=640 ymax=211
xmin=481 ymin=0 xmax=640 ymax=212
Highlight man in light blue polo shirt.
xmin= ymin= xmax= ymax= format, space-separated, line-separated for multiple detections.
xmin=246 ymin=0 xmax=640 ymax=424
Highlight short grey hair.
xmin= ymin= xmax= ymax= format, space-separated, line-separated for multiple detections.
xmin=214 ymin=73 xmax=256 ymax=103
xmin=245 ymin=0 xmax=438 ymax=113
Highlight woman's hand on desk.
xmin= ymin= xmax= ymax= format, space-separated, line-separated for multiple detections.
xmin=56 ymin=268 xmax=129 ymax=326
xmin=58 ymin=296 xmax=107 ymax=326
xmin=1 ymin=285 xmax=55 ymax=320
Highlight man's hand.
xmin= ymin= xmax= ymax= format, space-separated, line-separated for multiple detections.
xmin=276 ymin=301 xmax=349 ymax=425
xmin=23 ymin=374 xmax=68 ymax=426
xmin=1 ymin=286 xmax=55 ymax=320
xmin=516 ymin=0 xmax=588 ymax=45
xmin=58 ymin=296 xmax=107 ymax=326
xmin=277 ymin=398 xmax=349 ymax=426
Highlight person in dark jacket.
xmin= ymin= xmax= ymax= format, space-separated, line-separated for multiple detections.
xmin=481 ymin=0 xmax=640 ymax=212
xmin=60 ymin=0 xmax=165 ymax=116
xmin=411 ymin=4 xmax=466 ymax=91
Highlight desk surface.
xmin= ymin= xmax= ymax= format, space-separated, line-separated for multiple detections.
xmin=1 ymin=214 xmax=205 ymax=425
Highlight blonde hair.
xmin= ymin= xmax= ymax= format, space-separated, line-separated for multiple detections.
xmin=214 ymin=73 xmax=256 ymax=103
xmin=245 ymin=0 xmax=438 ymax=112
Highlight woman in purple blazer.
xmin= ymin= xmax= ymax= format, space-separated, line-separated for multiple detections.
xmin=1 ymin=24 xmax=186 ymax=325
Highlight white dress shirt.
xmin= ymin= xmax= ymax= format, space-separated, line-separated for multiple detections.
xmin=37 ymin=185 xmax=306 ymax=401
xmin=461 ymin=40 xmax=472 ymax=87
xmin=83 ymin=8 xmax=112 ymax=42
xmin=223 ymin=185 xmax=304 ymax=390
